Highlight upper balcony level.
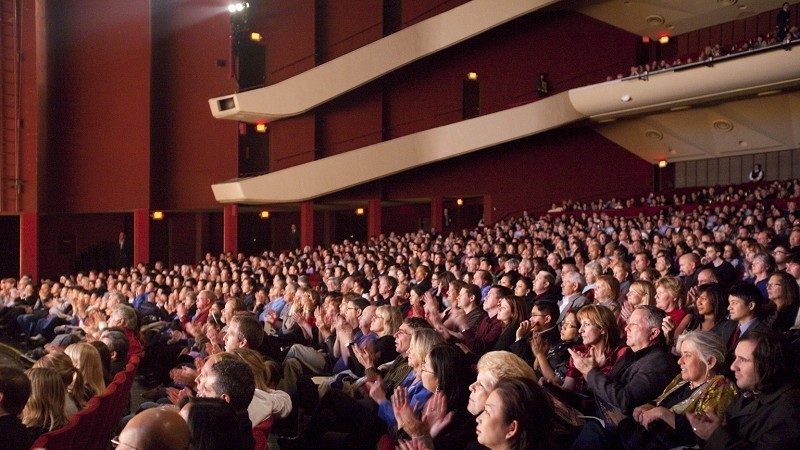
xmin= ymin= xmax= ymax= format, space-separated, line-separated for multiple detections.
xmin=209 ymin=0 xmax=557 ymax=123
xmin=211 ymin=43 xmax=800 ymax=204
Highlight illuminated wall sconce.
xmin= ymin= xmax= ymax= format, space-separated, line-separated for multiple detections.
xmin=250 ymin=32 xmax=262 ymax=42
xmin=152 ymin=211 xmax=165 ymax=220
xmin=642 ymin=36 xmax=650 ymax=44
xmin=456 ymin=198 xmax=464 ymax=206
xmin=259 ymin=210 xmax=270 ymax=219
xmin=466 ymin=72 xmax=478 ymax=81
xmin=356 ymin=208 xmax=365 ymax=215
xmin=659 ymin=35 xmax=669 ymax=44
xmin=255 ymin=122 xmax=268 ymax=133
xmin=658 ymin=159 xmax=668 ymax=168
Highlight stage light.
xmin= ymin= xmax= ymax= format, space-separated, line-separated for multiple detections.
xmin=228 ymin=2 xmax=248 ymax=14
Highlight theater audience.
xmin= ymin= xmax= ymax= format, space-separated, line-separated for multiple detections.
xmin=194 ymin=354 xmax=256 ymax=449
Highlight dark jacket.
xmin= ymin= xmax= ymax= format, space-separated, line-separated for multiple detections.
xmin=585 ymin=343 xmax=678 ymax=415
xmin=705 ymin=382 xmax=800 ymax=450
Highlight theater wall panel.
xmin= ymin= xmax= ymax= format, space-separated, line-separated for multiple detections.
xmin=43 ymin=0 xmax=151 ymax=213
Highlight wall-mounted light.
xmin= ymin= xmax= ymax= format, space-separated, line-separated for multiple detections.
xmin=259 ymin=210 xmax=270 ymax=219
xmin=250 ymin=32 xmax=262 ymax=42
xmin=642 ymin=36 xmax=650 ymax=44
xmin=659 ymin=35 xmax=670 ymax=44
xmin=466 ymin=72 xmax=478 ymax=81
xmin=255 ymin=122 xmax=268 ymax=133
xmin=658 ymin=160 xmax=668 ymax=168
xmin=152 ymin=211 xmax=164 ymax=220
xmin=621 ymin=94 xmax=632 ymax=102
xmin=356 ymin=208 xmax=365 ymax=215
xmin=456 ymin=198 xmax=464 ymax=206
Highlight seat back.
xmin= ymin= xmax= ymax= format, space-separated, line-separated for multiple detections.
xmin=31 ymin=395 xmax=100 ymax=450
xmin=252 ymin=416 xmax=274 ymax=450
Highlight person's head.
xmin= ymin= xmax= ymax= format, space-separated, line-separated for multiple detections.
xmin=676 ymin=331 xmax=726 ymax=385
xmin=64 ymin=342 xmax=106 ymax=398
xmin=33 ymin=351 xmax=85 ymax=408
xmin=624 ymin=305 xmax=666 ymax=352
xmin=576 ymin=304 xmax=621 ymax=349
xmin=497 ymin=296 xmax=527 ymax=329
xmin=732 ymin=331 xmax=792 ymax=394
xmin=694 ymin=283 xmax=728 ymax=323
xmin=118 ymin=407 xmax=191 ymax=450
xmin=750 ymin=252 xmax=774 ymax=276
xmin=533 ymin=270 xmax=554 ymax=295
xmin=559 ymin=310 xmax=580 ymax=341
xmin=696 ymin=268 xmax=718 ymax=287
xmin=195 ymin=354 xmax=255 ymax=413
xmin=420 ymin=344 xmax=473 ymax=411
xmin=626 ymin=280 xmax=655 ymax=307
xmin=514 ymin=277 xmax=532 ymax=298
xmin=180 ymin=397 xmax=243 ymax=450
xmin=21 ymin=367 xmax=67 ymax=432
xmin=109 ymin=304 xmax=138 ymax=332
xmin=654 ymin=276 xmax=684 ymax=312
xmin=530 ymin=300 xmax=558 ymax=331
xmin=372 ymin=305 xmax=402 ymax=337
xmin=560 ymin=271 xmax=584 ymax=297
xmin=0 ymin=366 xmax=30 ymax=416
xmin=393 ymin=317 xmax=431 ymax=355
xmin=727 ymin=281 xmax=765 ymax=322
xmin=224 ymin=314 xmax=264 ymax=351
xmin=594 ymin=275 xmax=620 ymax=302
xmin=678 ymin=253 xmax=700 ymax=277
xmin=408 ymin=328 xmax=445 ymax=370
xmin=470 ymin=352 xmax=536 ymax=416
xmin=100 ymin=328 xmax=130 ymax=363
xmin=766 ymin=271 xmax=800 ymax=307
xmin=476 ymin=378 xmax=553 ymax=450
xmin=483 ymin=286 xmax=511 ymax=313
xmin=457 ymin=284 xmax=481 ymax=310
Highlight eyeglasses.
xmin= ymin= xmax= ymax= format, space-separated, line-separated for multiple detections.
xmin=561 ymin=322 xmax=579 ymax=329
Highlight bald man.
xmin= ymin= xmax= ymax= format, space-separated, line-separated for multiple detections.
xmin=116 ymin=408 xmax=190 ymax=450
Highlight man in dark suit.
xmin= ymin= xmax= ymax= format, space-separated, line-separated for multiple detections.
xmin=714 ymin=282 xmax=770 ymax=375
xmin=115 ymin=231 xmax=131 ymax=268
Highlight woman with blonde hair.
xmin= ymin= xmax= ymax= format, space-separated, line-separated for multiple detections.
xmin=22 ymin=367 xmax=68 ymax=441
xmin=33 ymin=351 xmax=85 ymax=415
xmin=65 ymin=342 xmax=106 ymax=400
xmin=620 ymin=280 xmax=656 ymax=324
xmin=594 ymin=275 xmax=621 ymax=316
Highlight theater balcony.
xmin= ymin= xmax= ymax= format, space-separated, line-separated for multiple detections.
xmin=208 ymin=0 xmax=556 ymax=123
xmin=211 ymin=43 xmax=800 ymax=204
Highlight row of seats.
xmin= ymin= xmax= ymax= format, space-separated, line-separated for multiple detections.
xmin=30 ymin=355 xmax=140 ymax=450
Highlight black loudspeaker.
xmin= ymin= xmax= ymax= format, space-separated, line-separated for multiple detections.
xmin=463 ymin=78 xmax=480 ymax=119
xmin=237 ymin=40 xmax=266 ymax=91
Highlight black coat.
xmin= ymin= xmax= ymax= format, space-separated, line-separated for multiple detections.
xmin=705 ymin=382 xmax=800 ymax=450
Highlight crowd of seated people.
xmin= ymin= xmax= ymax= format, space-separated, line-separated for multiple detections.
xmin=604 ymin=3 xmax=800 ymax=81
xmin=3 ymin=174 xmax=800 ymax=449
xmin=550 ymin=178 xmax=800 ymax=213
